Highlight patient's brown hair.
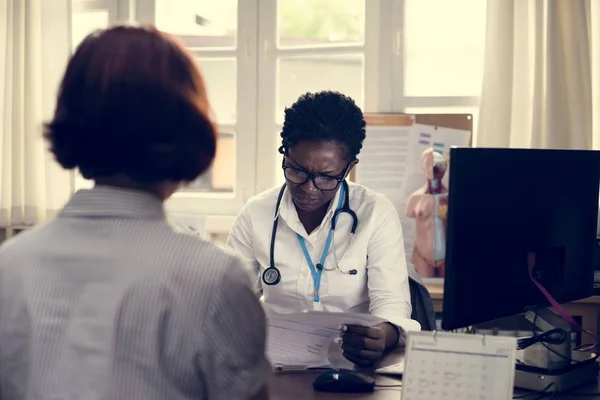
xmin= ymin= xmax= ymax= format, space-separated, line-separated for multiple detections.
xmin=45 ymin=24 xmax=217 ymax=183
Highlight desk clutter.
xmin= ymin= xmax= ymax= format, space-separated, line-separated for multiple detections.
xmin=402 ymin=331 xmax=517 ymax=400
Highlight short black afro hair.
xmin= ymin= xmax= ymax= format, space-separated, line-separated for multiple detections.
xmin=44 ymin=25 xmax=217 ymax=184
xmin=279 ymin=91 xmax=366 ymax=160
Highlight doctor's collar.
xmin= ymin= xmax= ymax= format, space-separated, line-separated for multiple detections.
xmin=275 ymin=183 xmax=345 ymax=225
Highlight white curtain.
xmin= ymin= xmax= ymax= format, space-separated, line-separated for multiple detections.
xmin=0 ymin=0 xmax=73 ymax=228
xmin=477 ymin=0 xmax=598 ymax=149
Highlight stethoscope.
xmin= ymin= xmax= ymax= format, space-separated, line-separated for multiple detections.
xmin=262 ymin=180 xmax=359 ymax=303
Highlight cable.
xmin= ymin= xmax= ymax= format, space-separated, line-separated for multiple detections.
xmin=531 ymin=389 xmax=557 ymax=400
xmin=518 ymin=311 xmax=599 ymax=399
xmin=529 ymin=311 xmax=577 ymax=364
xmin=513 ymin=383 xmax=557 ymax=400
xmin=525 ymin=309 xmax=599 ymax=367
xmin=374 ymin=384 xmax=402 ymax=388
xmin=513 ymin=384 xmax=553 ymax=398
xmin=517 ymin=328 xmax=567 ymax=350
xmin=515 ymin=309 xmax=599 ymax=399
xmin=526 ymin=253 xmax=598 ymax=352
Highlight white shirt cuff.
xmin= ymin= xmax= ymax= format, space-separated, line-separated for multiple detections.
xmin=390 ymin=318 xmax=422 ymax=346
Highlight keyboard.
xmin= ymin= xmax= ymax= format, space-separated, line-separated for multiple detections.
xmin=374 ymin=360 xmax=405 ymax=376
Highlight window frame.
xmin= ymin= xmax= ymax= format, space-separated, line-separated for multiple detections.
xmin=69 ymin=0 xmax=484 ymax=217
xmin=140 ymin=0 xmax=259 ymax=216
xmin=69 ymin=0 xmax=260 ymax=216
xmin=70 ymin=0 xmax=125 ymax=20
xmin=254 ymin=0 xmax=389 ymax=193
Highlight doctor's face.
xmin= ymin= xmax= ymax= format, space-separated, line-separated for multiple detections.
xmin=284 ymin=140 xmax=354 ymax=212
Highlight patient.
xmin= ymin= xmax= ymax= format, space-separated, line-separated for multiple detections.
xmin=0 ymin=25 xmax=269 ymax=400
xmin=405 ymin=148 xmax=449 ymax=278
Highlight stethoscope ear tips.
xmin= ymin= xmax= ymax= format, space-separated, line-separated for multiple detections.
xmin=349 ymin=269 xmax=358 ymax=275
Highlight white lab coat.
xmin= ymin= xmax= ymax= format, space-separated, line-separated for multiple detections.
xmin=227 ymin=181 xmax=421 ymax=338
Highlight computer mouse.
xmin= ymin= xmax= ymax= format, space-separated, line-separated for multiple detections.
xmin=312 ymin=368 xmax=376 ymax=393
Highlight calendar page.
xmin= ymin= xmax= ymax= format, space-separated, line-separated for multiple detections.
xmin=402 ymin=331 xmax=517 ymax=400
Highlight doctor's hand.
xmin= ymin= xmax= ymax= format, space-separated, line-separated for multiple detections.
xmin=339 ymin=324 xmax=388 ymax=367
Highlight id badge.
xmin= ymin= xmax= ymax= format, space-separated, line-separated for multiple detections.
xmin=312 ymin=301 xmax=323 ymax=311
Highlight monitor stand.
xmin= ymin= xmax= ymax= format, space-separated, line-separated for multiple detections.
xmin=514 ymin=308 xmax=599 ymax=393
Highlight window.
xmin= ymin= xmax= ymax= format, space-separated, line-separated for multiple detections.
xmin=69 ymin=0 xmax=486 ymax=216
xmin=162 ymin=7 xmax=240 ymax=195
xmin=71 ymin=11 xmax=109 ymax=49
xmin=403 ymin=0 xmax=486 ymax=97
xmin=257 ymin=0 xmax=377 ymax=191
xmin=275 ymin=0 xmax=366 ymax=117
xmin=135 ymin=0 xmax=258 ymax=215
xmin=395 ymin=0 xmax=487 ymax=144
xmin=70 ymin=0 xmax=122 ymax=55
xmin=154 ymin=1 xmax=237 ymax=45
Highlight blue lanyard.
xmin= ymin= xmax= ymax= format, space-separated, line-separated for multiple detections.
xmin=296 ymin=184 xmax=346 ymax=303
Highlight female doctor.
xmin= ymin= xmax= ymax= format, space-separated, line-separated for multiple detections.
xmin=227 ymin=91 xmax=420 ymax=366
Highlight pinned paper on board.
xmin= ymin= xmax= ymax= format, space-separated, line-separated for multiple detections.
xmin=354 ymin=114 xmax=472 ymax=284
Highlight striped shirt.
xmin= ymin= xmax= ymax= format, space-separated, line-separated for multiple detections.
xmin=0 ymin=186 xmax=270 ymax=400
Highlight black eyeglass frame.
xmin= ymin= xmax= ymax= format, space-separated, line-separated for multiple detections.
xmin=281 ymin=158 xmax=353 ymax=191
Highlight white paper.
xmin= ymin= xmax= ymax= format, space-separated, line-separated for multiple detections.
xmin=357 ymin=125 xmax=412 ymax=212
xmin=375 ymin=360 xmax=405 ymax=376
xmin=267 ymin=319 xmax=335 ymax=368
xmin=266 ymin=311 xmax=386 ymax=369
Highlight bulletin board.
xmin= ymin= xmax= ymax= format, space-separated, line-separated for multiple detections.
xmin=349 ymin=113 xmax=473 ymax=182
xmin=351 ymin=113 xmax=474 ymax=283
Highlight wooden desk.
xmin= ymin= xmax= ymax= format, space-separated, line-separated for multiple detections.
xmin=427 ymin=284 xmax=600 ymax=337
xmin=269 ymin=344 xmax=600 ymax=399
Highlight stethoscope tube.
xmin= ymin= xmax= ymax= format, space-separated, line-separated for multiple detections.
xmin=262 ymin=180 xmax=358 ymax=286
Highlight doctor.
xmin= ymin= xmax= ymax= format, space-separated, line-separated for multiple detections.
xmin=227 ymin=91 xmax=420 ymax=366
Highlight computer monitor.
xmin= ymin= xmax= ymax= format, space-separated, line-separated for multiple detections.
xmin=442 ymin=147 xmax=600 ymax=331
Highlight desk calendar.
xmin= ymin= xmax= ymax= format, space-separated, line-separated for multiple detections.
xmin=402 ymin=331 xmax=517 ymax=400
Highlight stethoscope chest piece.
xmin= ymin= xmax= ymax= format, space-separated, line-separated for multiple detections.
xmin=262 ymin=266 xmax=281 ymax=285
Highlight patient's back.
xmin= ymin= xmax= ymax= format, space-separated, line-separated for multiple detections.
xmin=0 ymin=187 xmax=270 ymax=400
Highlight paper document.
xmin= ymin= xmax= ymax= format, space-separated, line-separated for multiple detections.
xmin=266 ymin=311 xmax=386 ymax=370
xmin=375 ymin=360 xmax=405 ymax=376
xmin=356 ymin=125 xmax=411 ymax=213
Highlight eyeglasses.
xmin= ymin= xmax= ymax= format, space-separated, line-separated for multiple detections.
xmin=282 ymin=158 xmax=350 ymax=191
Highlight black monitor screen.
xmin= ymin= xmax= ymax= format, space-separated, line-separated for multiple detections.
xmin=442 ymin=148 xmax=600 ymax=331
